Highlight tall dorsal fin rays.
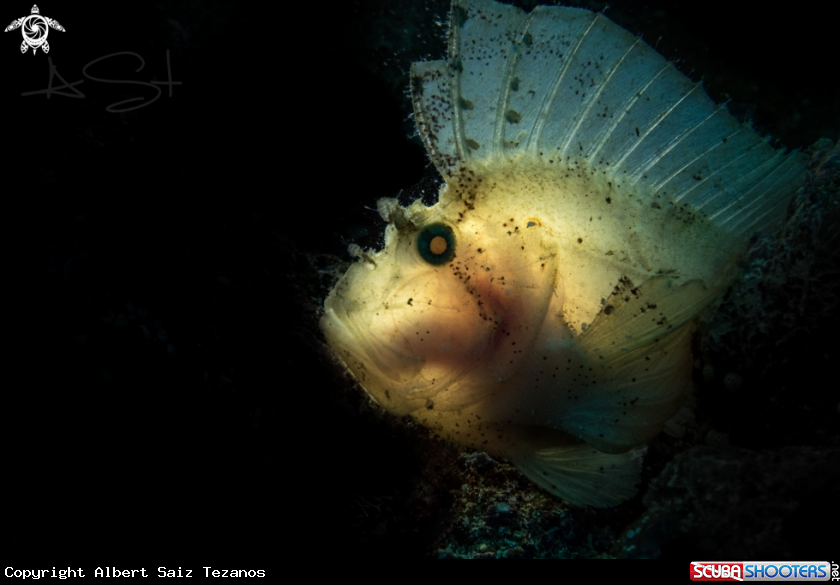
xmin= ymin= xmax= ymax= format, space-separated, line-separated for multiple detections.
xmin=410 ymin=0 xmax=530 ymax=179
xmin=445 ymin=0 xmax=527 ymax=162
xmin=411 ymin=60 xmax=460 ymax=181
xmin=411 ymin=0 xmax=807 ymax=240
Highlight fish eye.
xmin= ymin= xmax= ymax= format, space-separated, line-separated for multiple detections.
xmin=416 ymin=223 xmax=456 ymax=265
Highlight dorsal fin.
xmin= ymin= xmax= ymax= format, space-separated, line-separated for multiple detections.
xmin=410 ymin=0 xmax=807 ymax=240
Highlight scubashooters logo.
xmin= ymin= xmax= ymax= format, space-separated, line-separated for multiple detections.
xmin=691 ymin=561 xmax=834 ymax=581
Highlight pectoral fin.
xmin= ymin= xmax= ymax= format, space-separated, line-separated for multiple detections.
xmin=492 ymin=425 xmax=643 ymax=507
xmin=558 ymin=272 xmax=730 ymax=453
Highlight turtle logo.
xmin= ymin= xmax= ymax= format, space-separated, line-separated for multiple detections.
xmin=4 ymin=4 xmax=65 ymax=55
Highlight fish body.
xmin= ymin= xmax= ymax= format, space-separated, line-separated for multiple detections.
xmin=320 ymin=0 xmax=806 ymax=507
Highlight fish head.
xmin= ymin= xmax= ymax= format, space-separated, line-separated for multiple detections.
xmin=320 ymin=180 xmax=567 ymax=419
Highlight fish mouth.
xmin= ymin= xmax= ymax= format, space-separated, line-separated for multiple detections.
xmin=320 ymin=280 xmax=497 ymax=416
xmin=320 ymin=300 xmax=440 ymax=416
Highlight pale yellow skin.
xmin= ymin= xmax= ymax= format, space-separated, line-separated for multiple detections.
xmin=321 ymin=156 xmax=732 ymax=506
xmin=320 ymin=0 xmax=805 ymax=507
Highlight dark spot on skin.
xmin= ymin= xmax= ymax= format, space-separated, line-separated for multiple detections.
xmin=577 ymin=237 xmax=583 ymax=244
